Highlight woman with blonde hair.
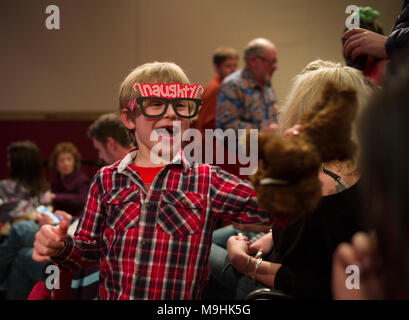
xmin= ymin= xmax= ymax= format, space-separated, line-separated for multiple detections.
xmin=206 ymin=60 xmax=373 ymax=299
xmin=279 ymin=60 xmax=370 ymax=193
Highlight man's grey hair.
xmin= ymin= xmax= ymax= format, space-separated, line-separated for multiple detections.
xmin=244 ymin=38 xmax=273 ymax=61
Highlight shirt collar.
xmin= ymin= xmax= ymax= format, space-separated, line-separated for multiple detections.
xmin=117 ymin=147 xmax=190 ymax=174
xmin=242 ymin=67 xmax=272 ymax=90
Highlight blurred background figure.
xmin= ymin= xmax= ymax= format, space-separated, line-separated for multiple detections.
xmin=0 ymin=141 xmax=53 ymax=300
xmin=342 ymin=6 xmax=387 ymax=86
xmin=0 ymin=141 xmax=51 ymax=231
xmin=192 ymin=46 xmax=239 ymax=136
xmin=332 ymin=62 xmax=409 ymax=300
xmin=87 ymin=113 xmax=134 ymax=165
xmin=49 ymin=142 xmax=90 ymax=217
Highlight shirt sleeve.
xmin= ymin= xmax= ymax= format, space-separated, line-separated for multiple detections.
xmin=216 ymin=81 xmax=260 ymax=131
xmin=52 ymin=170 xmax=106 ymax=271
xmin=209 ymin=165 xmax=271 ymax=224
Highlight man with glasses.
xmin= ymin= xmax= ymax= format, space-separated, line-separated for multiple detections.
xmin=216 ymin=38 xmax=279 ymax=134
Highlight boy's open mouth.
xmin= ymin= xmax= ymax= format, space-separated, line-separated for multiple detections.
xmin=155 ymin=125 xmax=180 ymax=138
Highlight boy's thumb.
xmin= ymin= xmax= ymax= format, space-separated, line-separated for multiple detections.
xmin=57 ymin=220 xmax=69 ymax=237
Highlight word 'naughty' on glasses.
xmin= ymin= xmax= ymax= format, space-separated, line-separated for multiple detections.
xmin=128 ymin=82 xmax=205 ymax=118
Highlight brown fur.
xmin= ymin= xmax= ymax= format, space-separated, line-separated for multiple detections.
xmin=249 ymin=82 xmax=358 ymax=223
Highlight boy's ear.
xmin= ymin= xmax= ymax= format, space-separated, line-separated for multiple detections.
xmin=121 ymin=109 xmax=136 ymax=130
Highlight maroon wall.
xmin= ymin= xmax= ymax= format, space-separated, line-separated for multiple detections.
xmin=0 ymin=120 xmax=101 ymax=181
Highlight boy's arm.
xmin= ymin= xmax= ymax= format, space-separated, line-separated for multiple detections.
xmin=209 ymin=166 xmax=271 ymax=225
xmin=50 ymin=172 xmax=106 ymax=271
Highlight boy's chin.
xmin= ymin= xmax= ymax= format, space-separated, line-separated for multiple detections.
xmin=150 ymin=142 xmax=181 ymax=164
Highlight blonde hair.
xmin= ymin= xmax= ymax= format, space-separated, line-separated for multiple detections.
xmin=119 ymin=61 xmax=191 ymax=114
xmin=278 ymin=60 xmax=371 ymax=175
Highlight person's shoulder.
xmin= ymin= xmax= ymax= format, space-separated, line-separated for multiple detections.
xmin=221 ymin=69 xmax=243 ymax=87
xmin=74 ymin=169 xmax=91 ymax=181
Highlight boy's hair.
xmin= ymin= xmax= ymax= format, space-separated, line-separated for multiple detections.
xmin=278 ymin=60 xmax=371 ymax=175
xmin=212 ymin=47 xmax=239 ymax=66
xmin=88 ymin=113 xmax=134 ymax=148
xmin=8 ymin=140 xmax=49 ymax=197
xmin=119 ymin=62 xmax=190 ymax=115
xmin=49 ymin=142 xmax=82 ymax=173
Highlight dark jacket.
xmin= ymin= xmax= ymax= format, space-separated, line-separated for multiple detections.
xmin=51 ymin=169 xmax=90 ymax=216
xmin=386 ymin=0 xmax=409 ymax=61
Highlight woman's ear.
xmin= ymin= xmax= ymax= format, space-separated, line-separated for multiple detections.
xmin=121 ymin=109 xmax=136 ymax=130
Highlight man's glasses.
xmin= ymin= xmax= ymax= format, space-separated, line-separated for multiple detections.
xmin=136 ymin=97 xmax=202 ymax=119
xmin=256 ymin=55 xmax=277 ymax=65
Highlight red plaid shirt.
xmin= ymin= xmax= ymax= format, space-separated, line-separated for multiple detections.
xmin=52 ymin=149 xmax=269 ymax=299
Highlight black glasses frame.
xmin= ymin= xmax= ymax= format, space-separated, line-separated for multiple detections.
xmin=136 ymin=97 xmax=202 ymax=119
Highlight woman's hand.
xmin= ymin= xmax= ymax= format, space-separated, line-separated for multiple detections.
xmin=227 ymin=235 xmax=250 ymax=274
xmin=248 ymin=232 xmax=274 ymax=256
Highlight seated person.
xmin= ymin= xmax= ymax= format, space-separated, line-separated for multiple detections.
xmin=0 ymin=141 xmax=51 ymax=235
xmin=0 ymin=141 xmax=51 ymax=299
xmin=49 ymin=142 xmax=90 ymax=216
xmin=205 ymin=60 xmax=372 ymax=300
xmin=0 ymin=211 xmax=71 ymax=300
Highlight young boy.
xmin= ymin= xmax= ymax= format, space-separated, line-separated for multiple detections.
xmin=33 ymin=62 xmax=270 ymax=300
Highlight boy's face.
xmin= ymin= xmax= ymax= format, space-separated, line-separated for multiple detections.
xmin=121 ymin=104 xmax=190 ymax=161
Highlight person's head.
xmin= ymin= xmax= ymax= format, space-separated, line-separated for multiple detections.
xmin=88 ymin=113 xmax=134 ymax=164
xmin=49 ymin=142 xmax=81 ymax=176
xmin=342 ymin=6 xmax=384 ymax=71
xmin=244 ymin=38 xmax=278 ymax=85
xmin=7 ymin=140 xmax=49 ymax=197
xmin=359 ymin=63 xmax=409 ymax=298
xmin=279 ymin=60 xmax=371 ymax=175
xmin=119 ymin=62 xmax=198 ymax=160
xmin=212 ymin=46 xmax=239 ymax=80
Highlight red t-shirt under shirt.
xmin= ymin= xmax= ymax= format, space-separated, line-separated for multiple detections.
xmin=135 ymin=166 xmax=165 ymax=191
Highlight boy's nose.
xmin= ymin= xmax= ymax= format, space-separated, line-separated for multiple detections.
xmin=164 ymin=103 xmax=178 ymax=118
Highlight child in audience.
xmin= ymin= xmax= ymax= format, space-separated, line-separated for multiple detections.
xmin=33 ymin=62 xmax=269 ymax=300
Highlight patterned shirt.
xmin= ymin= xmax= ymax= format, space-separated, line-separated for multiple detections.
xmin=216 ymin=68 xmax=278 ymax=131
xmin=52 ymin=149 xmax=269 ymax=300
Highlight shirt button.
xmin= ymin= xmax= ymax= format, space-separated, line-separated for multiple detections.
xmin=145 ymin=203 xmax=152 ymax=209
xmin=141 ymin=239 xmax=146 ymax=246
xmin=135 ymin=273 xmax=140 ymax=280
xmin=181 ymin=199 xmax=187 ymax=205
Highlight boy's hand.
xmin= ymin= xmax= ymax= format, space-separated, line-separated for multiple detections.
xmin=32 ymin=213 xmax=71 ymax=262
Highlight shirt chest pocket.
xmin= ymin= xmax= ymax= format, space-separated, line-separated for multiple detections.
xmin=102 ymin=188 xmax=140 ymax=232
xmin=158 ymin=190 xmax=204 ymax=238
